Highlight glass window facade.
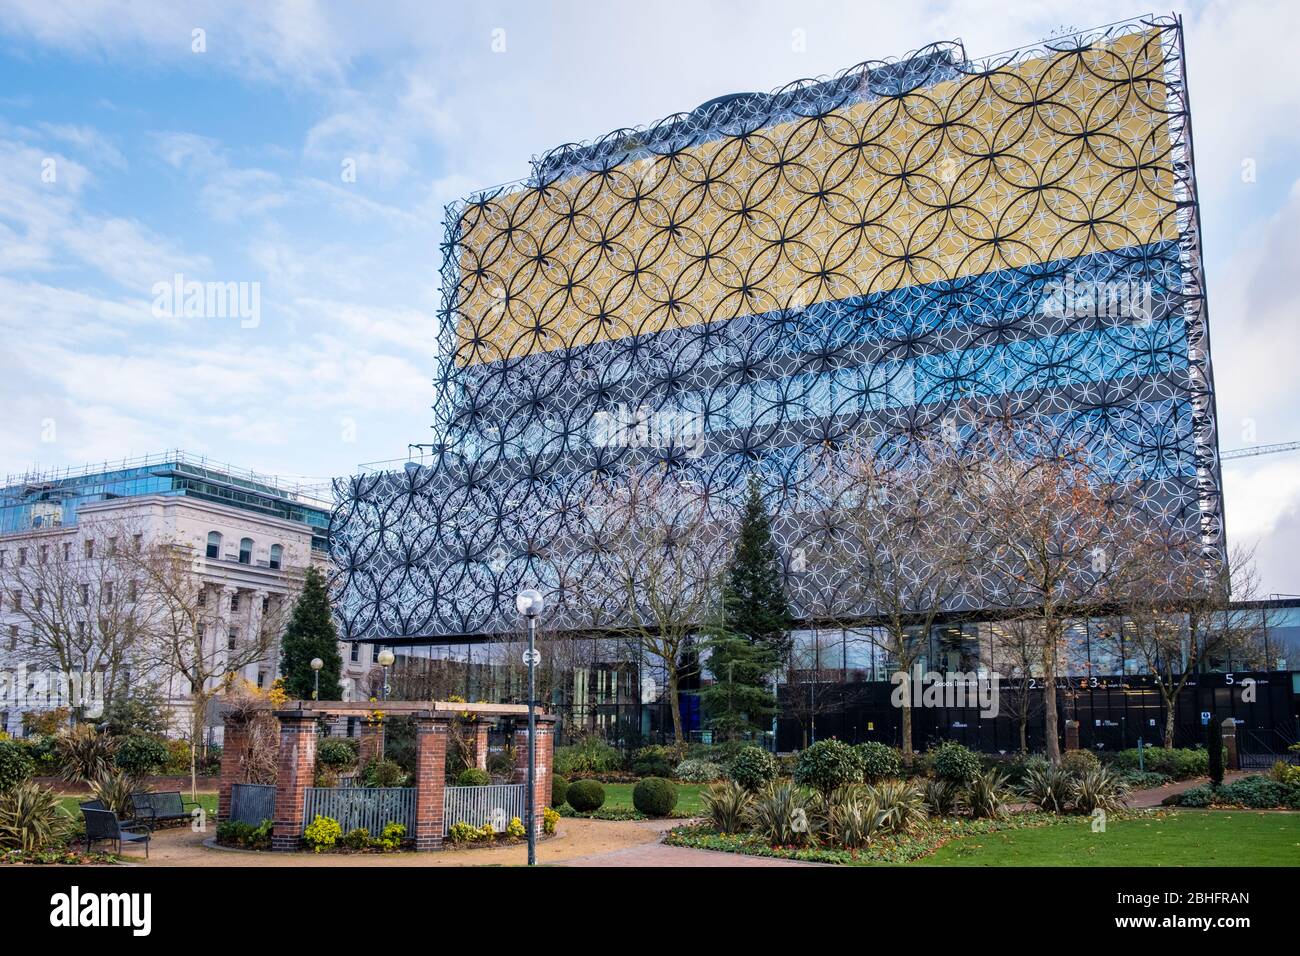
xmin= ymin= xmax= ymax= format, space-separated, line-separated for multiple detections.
xmin=0 ymin=455 xmax=330 ymax=551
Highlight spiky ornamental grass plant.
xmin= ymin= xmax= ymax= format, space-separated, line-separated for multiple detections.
xmin=0 ymin=781 xmax=69 ymax=851
xmin=1070 ymin=766 xmax=1130 ymax=815
xmin=749 ymin=781 xmax=814 ymax=846
xmin=866 ymin=780 xmax=928 ymax=834
xmin=702 ymin=780 xmax=753 ymax=834
xmin=1021 ymin=766 xmax=1075 ymax=813
xmin=922 ymin=778 xmax=964 ymax=817
xmin=826 ymin=787 xmax=882 ymax=849
xmin=966 ymin=769 xmax=1012 ymax=819
xmin=56 ymin=725 xmax=117 ymax=784
xmin=88 ymin=770 xmax=141 ymax=817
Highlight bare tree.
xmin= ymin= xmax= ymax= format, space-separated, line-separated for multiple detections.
xmin=566 ymin=467 xmax=731 ymax=743
xmin=824 ymin=433 xmax=974 ymax=759
xmin=780 ymin=629 xmax=841 ymax=749
xmin=988 ymin=618 xmax=1047 ymax=754
xmin=970 ymin=420 xmax=1139 ymax=765
xmin=2 ymin=519 xmax=160 ymax=721
xmin=1108 ymin=542 xmax=1264 ymax=748
xmin=122 ymin=535 xmax=288 ymax=796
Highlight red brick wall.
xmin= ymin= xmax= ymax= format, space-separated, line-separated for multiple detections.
xmin=271 ymin=713 xmax=318 ymax=851
xmin=358 ymin=718 xmax=383 ymax=767
xmin=412 ymin=717 xmax=449 ymax=851
xmin=513 ymin=718 xmax=555 ymax=834
xmin=217 ymin=716 xmax=249 ymax=822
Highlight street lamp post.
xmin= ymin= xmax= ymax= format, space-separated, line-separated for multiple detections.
xmin=515 ymin=588 xmax=544 ymax=866
xmin=377 ymin=649 xmax=395 ymax=702
xmin=377 ymin=648 xmax=395 ymax=761
xmin=310 ymin=657 xmax=324 ymax=701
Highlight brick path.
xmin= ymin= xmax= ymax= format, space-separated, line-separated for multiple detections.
xmin=1124 ymin=771 xmax=1249 ymax=808
xmin=556 ymin=819 xmax=817 ymax=867
xmin=135 ymin=814 xmax=812 ymax=866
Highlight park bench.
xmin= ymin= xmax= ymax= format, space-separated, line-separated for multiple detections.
xmin=130 ymin=790 xmax=202 ymax=828
xmin=81 ymin=806 xmax=151 ymax=858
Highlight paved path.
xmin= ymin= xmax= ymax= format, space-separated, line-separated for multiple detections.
xmin=556 ymin=819 xmax=817 ymax=867
xmin=1125 ymin=771 xmax=1249 ymax=808
xmin=135 ymin=815 xmax=813 ymax=867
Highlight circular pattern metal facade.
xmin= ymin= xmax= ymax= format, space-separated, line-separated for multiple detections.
xmin=331 ymin=17 xmax=1221 ymax=641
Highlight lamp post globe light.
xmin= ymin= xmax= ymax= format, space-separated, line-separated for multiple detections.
xmin=375 ymin=648 xmax=396 ymax=761
xmin=310 ymin=657 xmax=324 ymax=701
xmin=515 ymin=588 xmax=543 ymax=866
xmin=377 ymin=648 xmax=395 ymax=702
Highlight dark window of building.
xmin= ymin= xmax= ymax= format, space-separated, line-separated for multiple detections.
xmin=239 ymin=538 xmax=253 ymax=565
xmin=206 ymin=531 xmax=222 ymax=559
xmin=269 ymin=544 xmax=283 ymax=570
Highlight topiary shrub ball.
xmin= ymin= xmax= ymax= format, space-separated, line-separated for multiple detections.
xmin=566 ymin=779 xmax=606 ymax=812
xmin=631 ymin=776 xmax=679 ymax=817
xmin=728 ymin=745 xmax=778 ymax=791
xmin=455 ymin=767 xmax=491 ymax=787
xmin=853 ymin=741 xmax=903 ymax=782
xmin=929 ymin=741 xmax=982 ymax=786
xmin=794 ymin=739 xmax=862 ymax=795
xmin=551 ymin=774 xmax=569 ymax=808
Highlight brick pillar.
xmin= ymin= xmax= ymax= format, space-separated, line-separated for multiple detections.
xmin=217 ymin=713 xmax=250 ymax=822
xmin=412 ymin=715 xmax=449 ymax=851
xmin=271 ymin=711 xmax=318 ymax=851
xmin=1064 ymin=720 xmax=1080 ymax=752
xmin=471 ymin=719 xmax=491 ymax=772
xmin=1221 ymin=718 xmax=1239 ymax=771
xmin=358 ymin=718 xmax=383 ymax=766
xmin=513 ymin=716 xmax=556 ymax=835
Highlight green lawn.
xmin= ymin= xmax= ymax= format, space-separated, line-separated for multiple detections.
xmin=596 ymin=782 xmax=707 ymax=815
xmin=920 ymin=810 xmax=1300 ymax=866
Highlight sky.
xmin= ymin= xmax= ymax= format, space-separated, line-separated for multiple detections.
xmin=0 ymin=0 xmax=1297 ymax=592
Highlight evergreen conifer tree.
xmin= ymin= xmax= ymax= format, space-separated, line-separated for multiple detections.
xmin=279 ymin=566 xmax=344 ymax=701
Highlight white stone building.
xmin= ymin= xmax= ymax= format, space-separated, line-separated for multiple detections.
xmin=0 ymin=453 xmax=372 ymax=740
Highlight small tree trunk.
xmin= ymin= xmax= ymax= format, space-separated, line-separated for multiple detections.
xmin=1163 ymin=700 xmax=1177 ymax=750
xmin=189 ymin=698 xmax=202 ymax=801
xmin=900 ymin=699 xmax=913 ymax=758
xmin=1018 ymin=711 xmax=1028 ymax=755
xmin=667 ymin=668 xmax=684 ymax=744
xmin=1042 ymin=653 xmax=1060 ymax=766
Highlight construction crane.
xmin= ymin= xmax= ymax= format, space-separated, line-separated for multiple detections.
xmin=1221 ymin=441 xmax=1300 ymax=461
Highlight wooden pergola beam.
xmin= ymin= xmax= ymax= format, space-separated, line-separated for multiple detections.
xmin=279 ymin=700 xmax=534 ymax=717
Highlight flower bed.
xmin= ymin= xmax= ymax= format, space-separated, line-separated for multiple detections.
xmin=665 ymin=811 xmax=1168 ymax=865
xmin=2 ymin=847 xmax=119 ymax=865
xmin=666 ymin=814 xmax=1067 ymax=864
xmin=445 ymin=807 xmax=560 ymax=846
